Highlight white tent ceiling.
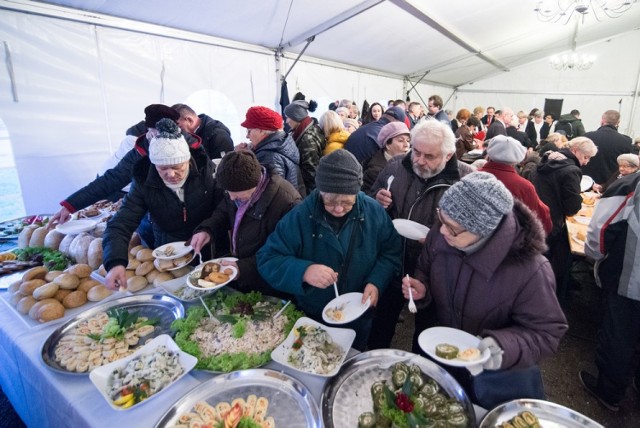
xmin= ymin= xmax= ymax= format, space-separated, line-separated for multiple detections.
xmin=20 ymin=0 xmax=640 ymax=87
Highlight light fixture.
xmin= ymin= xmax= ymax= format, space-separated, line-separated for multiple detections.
xmin=549 ymin=53 xmax=596 ymax=70
xmin=534 ymin=0 xmax=635 ymax=24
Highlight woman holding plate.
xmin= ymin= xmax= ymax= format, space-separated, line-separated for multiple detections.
xmin=402 ymin=172 xmax=568 ymax=408
xmin=257 ymin=150 xmax=402 ymax=350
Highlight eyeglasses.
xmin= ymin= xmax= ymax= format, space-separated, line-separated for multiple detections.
xmin=322 ymin=198 xmax=356 ymax=210
xmin=437 ymin=208 xmax=466 ymax=237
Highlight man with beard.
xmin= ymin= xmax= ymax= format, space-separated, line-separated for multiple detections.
xmin=367 ymin=119 xmax=474 ymax=351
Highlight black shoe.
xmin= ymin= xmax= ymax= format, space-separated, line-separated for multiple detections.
xmin=579 ymin=370 xmax=620 ymax=412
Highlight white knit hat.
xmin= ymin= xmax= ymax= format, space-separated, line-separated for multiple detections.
xmin=149 ymin=118 xmax=191 ymax=166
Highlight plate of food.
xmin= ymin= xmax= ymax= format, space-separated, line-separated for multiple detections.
xmin=418 ymin=326 xmax=490 ymax=367
xmin=152 ymin=242 xmax=193 ymax=260
xmin=271 ymin=317 xmax=355 ymax=377
xmin=186 ymin=260 xmax=237 ymax=290
xmin=322 ymin=349 xmax=475 ymax=428
xmin=90 ymin=334 xmax=197 ymax=411
xmin=154 ymin=252 xmax=195 ymax=272
xmin=40 ymin=294 xmax=184 ymax=374
xmin=55 ymin=219 xmax=98 ymax=235
xmin=154 ymin=369 xmax=322 ymax=428
xmin=479 ymin=398 xmax=603 ymax=428
xmin=392 ymin=219 xmax=430 ymax=241
xmin=322 ymin=292 xmax=371 ymax=325
xmin=171 ymin=290 xmax=303 ymax=372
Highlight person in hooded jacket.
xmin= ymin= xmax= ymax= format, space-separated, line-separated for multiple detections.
xmin=238 ymin=106 xmax=303 ymax=196
xmin=189 ymin=151 xmax=301 ymax=298
xmin=284 ymin=99 xmax=326 ymax=194
xmin=102 ymin=118 xmax=223 ymax=291
xmin=51 ymin=104 xmax=202 ymax=227
xmin=555 ymin=109 xmax=586 ymax=140
xmin=172 ymin=103 xmax=234 ymax=159
xmin=531 ymin=137 xmax=598 ymax=304
xmin=403 ymin=172 xmax=567 ymax=409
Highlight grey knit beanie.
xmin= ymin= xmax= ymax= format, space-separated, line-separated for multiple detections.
xmin=284 ymin=100 xmax=310 ymax=122
xmin=315 ymin=149 xmax=363 ymax=195
xmin=439 ymin=172 xmax=513 ymax=238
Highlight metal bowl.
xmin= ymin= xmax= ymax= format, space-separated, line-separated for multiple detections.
xmin=322 ymin=349 xmax=476 ymax=427
xmin=40 ymin=294 xmax=184 ymax=375
xmin=155 ymin=369 xmax=321 ymax=427
xmin=479 ymin=398 xmax=604 ymax=427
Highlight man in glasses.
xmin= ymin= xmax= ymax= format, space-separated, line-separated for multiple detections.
xmin=257 ymin=149 xmax=402 ymax=350
xmin=368 ymin=119 xmax=474 ymax=351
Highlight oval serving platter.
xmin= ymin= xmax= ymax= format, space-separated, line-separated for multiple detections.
xmin=41 ymin=294 xmax=184 ymax=375
xmin=155 ymin=369 xmax=321 ymax=428
xmin=479 ymin=398 xmax=603 ymax=428
xmin=321 ymin=349 xmax=476 ymax=428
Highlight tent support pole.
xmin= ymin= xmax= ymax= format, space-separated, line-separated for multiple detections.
xmin=281 ymin=37 xmax=314 ymax=83
xmin=626 ymin=60 xmax=640 ymax=136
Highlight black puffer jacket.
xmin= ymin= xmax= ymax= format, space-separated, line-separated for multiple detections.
xmin=253 ymin=131 xmax=302 ymax=193
xmin=102 ymin=148 xmax=220 ymax=271
xmin=531 ymin=149 xmax=582 ymax=240
xmin=197 ymin=114 xmax=234 ymax=159
xmin=63 ymin=132 xmax=203 ymax=212
xmin=195 ymin=174 xmax=301 ymax=296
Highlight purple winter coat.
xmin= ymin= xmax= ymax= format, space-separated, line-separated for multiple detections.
xmin=414 ymin=200 xmax=568 ymax=369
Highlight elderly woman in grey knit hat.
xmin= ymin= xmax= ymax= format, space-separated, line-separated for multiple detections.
xmin=257 ymin=149 xmax=402 ymax=350
xmin=402 ymin=172 xmax=567 ymax=409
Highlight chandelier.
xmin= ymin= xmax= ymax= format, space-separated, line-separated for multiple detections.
xmin=549 ymin=53 xmax=596 ymax=70
xmin=534 ymin=1 xmax=635 ymax=24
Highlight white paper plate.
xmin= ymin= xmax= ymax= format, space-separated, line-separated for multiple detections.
xmin=418 ymin=326 xmax=490 ymax=367
xmin=153 ymin=252 xmax=195 ymax=272
xmin=152 ymin=241 xmax=193 ymax=260
xmin=271 ymin=317 xmax=355 ymax=377
xmin=89 ymin=334 xmax=197 ymax=411
xmin=322 ymin=292 xmax=371 ymax=325
xmin=185 ymin=259 xmax=238 ymax=290
xmin=392 ymin=219 xmax=429 ymax=240
xmin=55 ymin=219 xmax=97 ymax=235
xmin=573 ymin=215 xmax=591 ymax=225
xmin=580 ymin=175 xmax=594 ymax=192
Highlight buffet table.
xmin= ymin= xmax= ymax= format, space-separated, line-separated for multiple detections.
xmin=566 ymin=193 xmax=598 ymax=257
xmin=0 ymin=287 xmax=344 ymax=428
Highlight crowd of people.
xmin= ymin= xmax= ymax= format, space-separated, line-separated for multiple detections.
xmin=48 ymin=95 xmax=640 ymax=411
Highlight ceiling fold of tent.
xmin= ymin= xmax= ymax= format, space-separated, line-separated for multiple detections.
xmin=3 ymin=0 xmax=640 ymax=89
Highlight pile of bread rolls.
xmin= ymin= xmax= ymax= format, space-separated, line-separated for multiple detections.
xmin=17 ymin=226 xmax=104 ymax=270
xmin=7 ymin=264 xmax=114 ymax=323
xmin=93 ymin=245 xmax=182 ymax=293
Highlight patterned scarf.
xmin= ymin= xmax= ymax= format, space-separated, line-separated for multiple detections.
xmin=231 ymin=167 xmax=269 ymax=254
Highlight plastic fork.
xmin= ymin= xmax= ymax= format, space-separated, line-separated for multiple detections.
xmin=333 ymin=281 xmax=339 ymax=299
xmin=407 ymin=274 xmax=417 ymax=313
xmin=386 ymin=175 xmax=395 ymax=191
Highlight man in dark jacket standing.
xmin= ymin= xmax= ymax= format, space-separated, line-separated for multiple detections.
xmin=344 ymin=106 xmax=406 ymax=164
xmin=555 ymin=109 xmax=585 ymax=140
xmin=368 ymin=119 xmax=474 ymax=351
xmin=582 ymin=110 xmax=633 ymax=186
xmin=172 ymin=103 xmax=234 ymax=159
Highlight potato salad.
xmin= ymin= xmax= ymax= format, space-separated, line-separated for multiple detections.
xmin=287 ymin=325 xmax=344 ymax=375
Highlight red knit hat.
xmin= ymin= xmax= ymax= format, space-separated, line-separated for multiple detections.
xmin=241 ymin=106 xmax=283 ymax=131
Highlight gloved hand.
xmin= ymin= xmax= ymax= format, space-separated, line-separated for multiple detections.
xmin=467 ymin=336 xmax=504 ymax=376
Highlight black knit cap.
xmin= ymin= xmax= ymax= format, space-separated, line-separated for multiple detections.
xmin=315 ymin=149 xmax=362 ymax=195
xmin=216 ymin=151 xmax=262 ymax=192
xmin=144 ymin=104 xmax=180 ymax=128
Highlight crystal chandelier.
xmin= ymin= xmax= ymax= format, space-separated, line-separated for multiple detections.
xmin=534 ymin=1 xmax=635 ymax=24
xmin=549 ymin=53 xmax=596 ymax=70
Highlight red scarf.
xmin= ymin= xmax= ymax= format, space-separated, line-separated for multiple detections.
xmin=292 ymin=116 xmax=313 ymax=141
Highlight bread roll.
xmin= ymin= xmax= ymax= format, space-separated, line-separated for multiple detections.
xmin=16 ymin=296 xmax=37 ymax=314
xmin=126 ymin=258 xmax=141 ymax=270
xmin=125 ymin=270 xmax=136 ymax=280
xmin=153 ymin=272 xmax=174 ymax=286
xmin=44 ymin=229 xmax=65 ymax=250
xmin=127 ymin=276 xmax=148 ymax=292
xmin=87 ymin=285 xmax=113 ymax=302
xmin=135 ymin=261 xmax=154 ymax=276
xmin=29 ymin=226 xmax=48 ymax=248
xmin=17 ymin=225 xmax=39 ymax=249
xmin=58 ymin=234 xmax=76 ymax=255
xmin=22 ymin=266 xmax=48 ymax=281
xmin=37 ymin=301 xmax=65 ymax=322
xmin=10 ymin=291 xmax=25 ymax=306
xmin=44 ymin=270 xmax=64 ymax=282
xmin=28 ymin=298 xmax=59 ymax=319
xmin=78 ymin=278 xmax=101 ymax=293
xmin=54 ymin=273 xmax=80 ymax=290
xmin=87 ymin=238 xmax=103 ymax=270
xmin=70 ymin=233 xmax=94 ymax=265
xmin=8 ymin=280 xmax=22 ymax=294
xmin=146 ymin=269 xmax=161 ymax=283
xmin=19 ymin=279 xmax=47 ymax=295
xmin=62 ymin=290 xmax=87 ymax=309
xmin=92 ymin=222 xmax=107 ymax=238
xmin=33 ymin=282 xmax=60 ymax=300
xmin=54 ymin=288 xmax=72 ymax=302
xmin=171 ymin=266 xmax=190 ymax=278
xmin=65 ymin=263 xmax=92 ymax=279
xmin=129 ymin=245 xmax=145 ymax=257
xmin=136 ymin=248 xmax=154 ymax=262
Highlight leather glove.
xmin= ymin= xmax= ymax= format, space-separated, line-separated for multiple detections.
xmin=478 ymin=336 xmax=503 ymax=371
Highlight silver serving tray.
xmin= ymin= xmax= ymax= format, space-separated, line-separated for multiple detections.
xmin=155 ymin=369 xmax=322 ymax=428
xmin=40 ymin=294 xmax=184 ymax=375
xmin=322 ymin=349 xmax=476 ymax=428
xmin=479 ymin=398 xmax=604 ymax=428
